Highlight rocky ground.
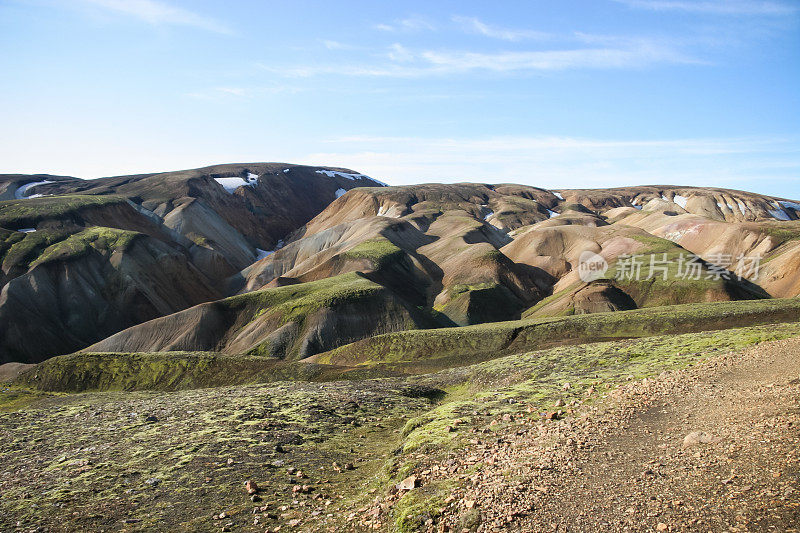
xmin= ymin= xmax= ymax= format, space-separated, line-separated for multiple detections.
xmin=367 ymin=337 xmax=800 ymax=532
xmin=2 ymin=329 xmax=799 ymax=532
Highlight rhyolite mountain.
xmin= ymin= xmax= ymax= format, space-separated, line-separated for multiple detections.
xmin=2 ymin=164 xmax=800 ymax=364
xmin=0 ymin=164 xmax=387 ymax=363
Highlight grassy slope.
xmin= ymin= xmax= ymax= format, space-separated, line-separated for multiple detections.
xmin=16 ymin=352 xmax=395 ymax=393
xmin=314 ymin=297 xmax=800 ymax=367
xmin=230 ymin=270 xmax=385 ymax=323
xmin=16 ymin=296 xmax=800 ymax=394
xmin=0 ymin=195 xmax=124 ymax=228
xmin=524 ymin=233 xmax=767 ymax=318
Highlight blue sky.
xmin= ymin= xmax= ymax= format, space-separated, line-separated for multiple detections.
xmin=1 ymin=0 xmax=799 ymax=198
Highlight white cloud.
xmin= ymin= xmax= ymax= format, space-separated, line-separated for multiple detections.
xmin=452 ymin=16 xmax=551 ymax=41
xmin=302 ymin=135 xmax=800 ymax=189
xmin=321 ymin=40 xmax=363 ymax=51
xmin=614 ymin=0 xmax=798 ymax=15
xmin=374 ymin=16 xmax=436 ymax=32
xmin=387 ymin=43 xmax=414 ymax=62
xmin=418 ymin=44 xmax=698 ymax=72
xmin=80 ymin=0 xmax=230 ymax=33
xmin=259 ymin=38 xmax=700 ymax=78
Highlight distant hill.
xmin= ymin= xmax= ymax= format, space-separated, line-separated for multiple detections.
xmin=2 ymin=166 xmax=800 ymax=364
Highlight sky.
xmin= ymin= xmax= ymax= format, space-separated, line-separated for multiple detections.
xmin=1 ymin=0 xmax=799 ymax=198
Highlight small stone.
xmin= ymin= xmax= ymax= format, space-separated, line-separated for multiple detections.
xmin=681 ymin=431 xmax=718 ymax=448
xmin=144 ymin=415 xmax=158 ymax=423
xmin=562 ymin=382 xmax=571 ymax=391
xmin=226 ymin=458 xmax=234 ymax=465
xmin=396 ymin=475 xmax=418 ymax=491
xmin=465 ymin=500 xmax=476 ymax=509
xmin=251 ymin=494 xmax=262 ymax=502
xmin=656 ymin=523 xmax=668 ymax=531
xmin=245 ymin=479 xmax=259 ymax=495
xmin=554 ymin=399 xmax=564 ymax=408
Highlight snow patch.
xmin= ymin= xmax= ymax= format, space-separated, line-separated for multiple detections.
xmin=483 ymin=210 xmax=494 ymax=220
xmin=18 ymin=228 xmax=36 ymax=233
xmin=633 ymin=205 xmax=642 ymax=210
xmin=334 ymin=188 xmax=347 ymax=198
xmin=736 ymin=200 xmax=748 ymax=215
xmin=768 ymin=209 xmax=791 ymax=221
xmin=255 ymin=248 xmax=274 ymax=261
xmin=780 ymin=200 xmax=800 ymax=211
xmin=215 ymin=174 xmax=258 ymax=194
xmin=553 ymin=192 xmax=564 ymax=200
xmin=15 ymin=180 xmax=54 ymax=199
xmin=672 ymin=194 xmax=688 ymax=209
xmin=283 ymin=169 xmax=290 ymax=173
xmin=548 ymin=209 xmax=559 ymax=218
xmin=315 ymin=169 xmax=387 ymax=186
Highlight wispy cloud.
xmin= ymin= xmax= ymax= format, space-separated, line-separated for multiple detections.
xmin=185 ymin=85 xmax=303 ymax=100
xmin=303 ymin=135 xmax=800 ymax=189
xmin=418 ymin=44 xmax=699 ymax=72
xmin=452 ymin=16 xmax=551 ymax=41
xmin=259 ymin=37 xmax=700 ymax=78
xmin=80 ymin=0 xmax=230 ymax=33
xmin=374 ymin=16 xmax=436 ymax=33
xmin=614 ymin=0 xmax=798 ymax=15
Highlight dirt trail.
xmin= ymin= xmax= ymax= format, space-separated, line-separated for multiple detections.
xmin=432 ymin=337 xmax=800 ymax=532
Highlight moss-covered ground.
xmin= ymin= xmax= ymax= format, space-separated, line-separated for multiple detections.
xmin=3 ymin=318 xmax=800 ymax=531
xmin=0 ymin=194 xmax=124 ymax=228
xmin=315 ymin=297 xmax=800 ymax=367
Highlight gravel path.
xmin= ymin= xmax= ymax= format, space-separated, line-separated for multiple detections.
xmin=394 ymin=336 xmax=800 ymax=532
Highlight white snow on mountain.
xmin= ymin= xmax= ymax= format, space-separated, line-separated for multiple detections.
xmin=214 ymin=175 xmax=257 ymax=194
xmin=14 ymin=180 xmax=54 ymax=199
xmin=315 ymin=170 xmax=388 ymax=186
xmin=672 ymin=194 xmax=688 ymax=208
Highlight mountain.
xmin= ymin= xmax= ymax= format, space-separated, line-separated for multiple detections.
xmin=83 ymin=181 xmax=799 ymax=360
xmin=2 ymin=166 xmax=800 ymax=365
xmin=4 ymin=167 xmax=800 ymax=533
xmin=0 ymin=164 xmax=387 ymax=363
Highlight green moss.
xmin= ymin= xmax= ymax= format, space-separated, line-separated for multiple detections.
xmin=341 ymin=238 xmax=405 ymax=269
xmin=17 ymin=350 xmax=398 ymax=393
xmin=319 ymin=297 xmax=800 ymax=367
xmin=235 ymin=272 xmax=386 ymax=334
xmin=759 ymin=222 xmax=800 ymax=244
xmin=31 ymin=227 xmax=141 ymax=266
xmin=0 ymin=195 xmax=124 ymax=228
xmin=446 ymin=282 xmax=498 ymax=299
xmin=392 ymin=483 xmax=448 ymax=533
xmin=1 ymin=229 xmax=71 ymax=272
